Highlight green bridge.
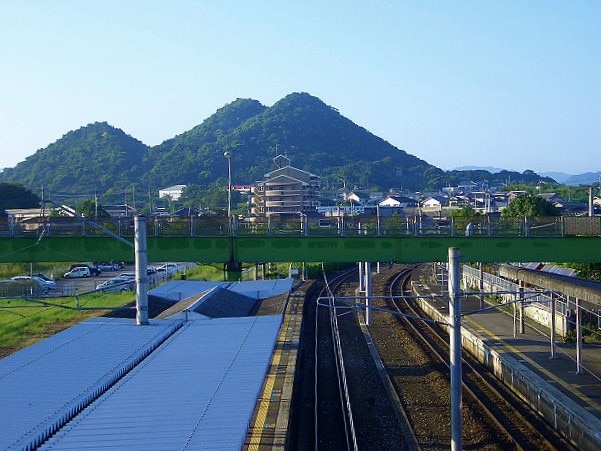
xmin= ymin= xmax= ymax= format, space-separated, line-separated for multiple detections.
xmin=1 ymin=235 xmax=600 ymax=264
xmin=1 ymin=215 xmax=600 ymax=264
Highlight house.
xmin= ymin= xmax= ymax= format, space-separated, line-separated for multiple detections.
xmin=342 ymin=191 xmax=371 ymax=206
xmin=232 ymin=185 xmax=252 ymax=195
xmin=449 ymin=195 xmax=470 ymax=208
xmin=421 ymin=196 xmax=447 ymax=209
xmin=469 ymin=191 xmax=493 ymax=212
xmin=4 ymin=208 xmax=44 ymax=223
xmin=378 ymin=195 xmax=417 ymax=208
xmin=457 ymin=181 xmax=479 ymax=194
xmin=159 ymin=185 xmax=187 ymax=201
xmin=103 ymin=204 xmax=137 ymax=218
xmin=250 ymin=155 xmax=320 ymax=218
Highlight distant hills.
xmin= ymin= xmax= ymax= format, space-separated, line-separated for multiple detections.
xmin=558 ymin=172 xmax=601 ymax=186
xmin=456 ymin=166 xmax=601 ymax=186
xmin=0 ymin=92 xmax=559 ymax=203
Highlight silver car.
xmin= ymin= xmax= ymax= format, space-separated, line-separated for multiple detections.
xmin=96 ymin=277 xmax=134 ymax=293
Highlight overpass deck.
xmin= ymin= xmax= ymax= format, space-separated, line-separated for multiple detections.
xmin=0 ymin=215 xmax=600 ymax=263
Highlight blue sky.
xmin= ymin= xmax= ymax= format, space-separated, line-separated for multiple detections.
xmin=1 ymin=1 xmax=599 ymax=174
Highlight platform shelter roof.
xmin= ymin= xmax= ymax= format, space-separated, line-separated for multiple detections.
xmin=0 ymin=315 xmax=281 ymax=450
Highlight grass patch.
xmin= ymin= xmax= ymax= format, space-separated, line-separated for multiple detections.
xmin=0 ymin=292 xmax=134 ymax=358
xmin=182 ymin=264 xmax=224 ymax=281
xmin=0 ymin=262 xmax=70 ymax=280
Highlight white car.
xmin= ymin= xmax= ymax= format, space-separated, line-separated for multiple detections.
xmin=157 ymin=263 xmax=182 ymax=275
xmin=63 ymin=266 xmax=91 ymax=278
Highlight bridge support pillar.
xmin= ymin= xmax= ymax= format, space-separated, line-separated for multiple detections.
xmin=224 ymin=260 xmax=242 ymax=281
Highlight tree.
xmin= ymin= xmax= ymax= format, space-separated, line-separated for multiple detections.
xmin=0 ymin=183 xmax=40 ymax=212
xmin=450 ymin=206 xmax=478 ymax=218
xmin=501 ymin=194 xmax=560 ymax=219
xmin=76 ymin=199 xmax=110 ymax=219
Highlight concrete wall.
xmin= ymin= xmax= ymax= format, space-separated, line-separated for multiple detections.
xmin=462 ymin=271 xmax=569 ymax=337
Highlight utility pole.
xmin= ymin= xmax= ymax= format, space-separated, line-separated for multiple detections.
xmin=448 ymin=247 xmax=463 ymax=451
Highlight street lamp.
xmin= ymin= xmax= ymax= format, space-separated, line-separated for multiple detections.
xmin=224 ymin=151 xmax=232 ymax=220
xmin=223 ymin=150 xmax=240 ymax=275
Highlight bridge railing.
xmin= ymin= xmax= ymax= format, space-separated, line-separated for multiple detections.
xmin=0 ymin=215 xmax=599 ymax=239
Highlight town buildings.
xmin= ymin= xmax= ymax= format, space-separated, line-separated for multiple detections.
xmin=250 ymin=155 xmax=320 ymax=218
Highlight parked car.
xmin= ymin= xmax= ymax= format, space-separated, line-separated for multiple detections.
xmin=96 ymin=277 xmax=134 ymax=293
xmin=69 ymin=264 xmax=101 ymax=276
xmin=64 ymin=266 xmax=91 ymax=278
xmin=11 ymin=275 xmax=55 ymax=292
xmin=95 ymin=262 xmax=118 ymax=271
xmin=117 ymin=272 xmax=135 ymax=280
xmin=94 ymin=260 xmax=126 ymax=271
xmin=32 ymin=273 xmax=56 ymax=285
xmin=157 ymin=263 xmax=182 ymax=275
xmin=32 ymin=275 xmax=57 ymax=290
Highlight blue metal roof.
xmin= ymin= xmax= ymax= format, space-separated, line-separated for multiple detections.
xmin=0 ymin=314 xmax=282 ymax=449
xmin=149 ymin=278 xmax=294 ymax=302
xmin=0 ymin=317 xmax=182 ymax=450
xmin=228 ymin=278 xmax=294 ymax=299
xmin=39 ymin=316 xmax=281 ymax=450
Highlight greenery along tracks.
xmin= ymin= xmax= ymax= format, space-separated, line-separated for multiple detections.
xmin=368 ymin=264 xmax=575 ymax=449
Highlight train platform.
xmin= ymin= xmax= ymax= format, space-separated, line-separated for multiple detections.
xmin=411 ymin=266 xmax=601 ymax=448
xmin=244 ymin=283 xmax=309 ymax=450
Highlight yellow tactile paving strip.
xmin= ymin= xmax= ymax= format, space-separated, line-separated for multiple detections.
xmin=244 ymin=292 xmax=304 ymax=450
xmin=468 ymin=316 xmax=601 ymax=413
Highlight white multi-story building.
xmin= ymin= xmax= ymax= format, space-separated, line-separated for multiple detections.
xmin=251 ymin=155 xmax=320 ymax=218
xmin=158 ymin=184 xmax=187 ymax=201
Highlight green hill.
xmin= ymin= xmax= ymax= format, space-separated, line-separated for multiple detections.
xmin=0 ymin=122 xmax=151 ymax=199
xmin=0 ymin=92 xmax=551 ymax=205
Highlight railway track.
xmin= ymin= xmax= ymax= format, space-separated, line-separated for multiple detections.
xmin=370 ymin=265 xmax=576 ymax=449
xmin=289 ymin=264 xmax=575 ymax=449
xmin=289 ymin=267 xmax=409 ymax=449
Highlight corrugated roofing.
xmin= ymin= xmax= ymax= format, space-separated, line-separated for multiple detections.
xmin=149 ymin=278 xmax=294 ymax=302
xmin=39 ymin=316 xmax=282 ymax=450
xmin=189 ymin=287 xmax=258 ymax=318
xmin=149 ymin=280 xmax=222 ymax=302
xmin=228 ymin=278 xmax=294 ymax=299
xmin=0 ymin=317 xmax=182 ymax=450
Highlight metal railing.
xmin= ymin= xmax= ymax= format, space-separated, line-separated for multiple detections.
xmin=0 ymin=215 xmax=599 ymax=239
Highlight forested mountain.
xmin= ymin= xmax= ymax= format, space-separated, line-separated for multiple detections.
xmin=0 ymin=122 xmax=151 ymax=199
xmin=147 ymin=98 xmax=267 ymax=188
xmin=0 ymin=92 xmax=551 ymax=205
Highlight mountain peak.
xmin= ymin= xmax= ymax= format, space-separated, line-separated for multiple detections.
xmin=0 ymin=92 xmax=440 ymax=201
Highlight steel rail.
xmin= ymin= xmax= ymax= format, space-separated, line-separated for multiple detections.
xmin=388 ymin=269 xmax=574 ymax=450
xmin=314 ymin=268 xmax=358 ymax=450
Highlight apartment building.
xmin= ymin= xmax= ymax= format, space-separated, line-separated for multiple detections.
xmin=250 ymin=154 xmax=320 ymax=218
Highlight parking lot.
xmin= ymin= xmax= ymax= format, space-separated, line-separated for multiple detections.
xmin=55 ymin=263 xmax=189 ymax=296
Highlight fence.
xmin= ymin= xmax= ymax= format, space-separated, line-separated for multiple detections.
xmin=2 ymin=215 xmax=599 ymax=239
